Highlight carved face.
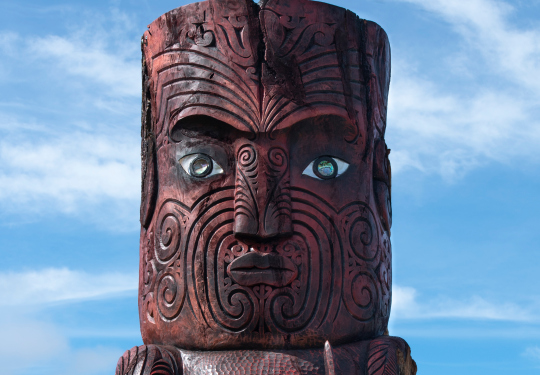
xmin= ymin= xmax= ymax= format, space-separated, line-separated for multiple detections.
xmin=139 ymin=0 xmax=392 ymax=350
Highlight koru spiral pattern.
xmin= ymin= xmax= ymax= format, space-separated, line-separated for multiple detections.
xmin=141 ymin=184 xmax=390 ymax=336
xmin=134 ymin=0 xmax=406 ymax=361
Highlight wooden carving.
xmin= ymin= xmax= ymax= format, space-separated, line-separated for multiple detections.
xmin=120 ymin=0 xmax=416 ymax=374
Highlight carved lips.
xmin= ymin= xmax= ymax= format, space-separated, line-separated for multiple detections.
xmin=227 ymin=252 xmax=298 ymax=287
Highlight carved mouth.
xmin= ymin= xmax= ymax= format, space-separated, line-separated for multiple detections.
xmin=227 ymin=252 xmax=298 ymax=287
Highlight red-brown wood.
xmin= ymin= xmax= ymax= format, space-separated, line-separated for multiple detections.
xmin=119 ymin=0 xmax=415 ymax=373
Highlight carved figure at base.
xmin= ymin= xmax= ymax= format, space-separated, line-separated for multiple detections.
xmin=117 ymin=0 xmax=417 ymax=373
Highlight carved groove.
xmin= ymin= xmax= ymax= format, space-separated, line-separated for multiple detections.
xmin=136 ymin=0 xmax=397 ymax=352
xmin=145 ymin=0 xmax=376 ymax=137
xmin=367 ymin=340 xmax=399 ymax=375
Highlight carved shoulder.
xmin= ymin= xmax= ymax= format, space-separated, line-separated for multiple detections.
xmin=366 ymin=336 xmax=417 ymax=375
xmin=116 ymin=345 xmax=183 ymax=375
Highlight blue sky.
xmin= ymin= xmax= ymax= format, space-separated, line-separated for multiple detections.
xmin=0 ymin=0 xmax=539 ymax=374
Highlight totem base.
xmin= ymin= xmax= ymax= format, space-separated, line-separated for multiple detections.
xmin=116 ymin=336 xmax=416 ymax=375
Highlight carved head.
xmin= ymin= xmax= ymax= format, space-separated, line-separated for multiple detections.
xmin=139 ymin=0 xmax=392 ymax=350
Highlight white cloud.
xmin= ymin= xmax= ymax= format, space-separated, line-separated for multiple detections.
xmin=0 ymin=127 xmax=140 ymax=213
xmin=0 ymin=11 xmax=142 ymax=223
xmin=392 ymin=285 xmax=534 ymax=321
xmin=395 ymin=0 xmax=540 ymax=91
xmin=0 ymin=315 xmax=69 ymax=375
xmin=388 ymin=73 xmax=539 ymax=179
xmin=387 ymin=0 xmax=540 ymax=179
xmin=0 ymin=312 xmax=124 ymax=375
xmin=7 ymin=6 xmax=142 ymax=99
xmin=0 ymin=32 xmax=19 ymax=56
xmin=0 ymin=7 xmax=140 ymax=99
xmin=0 ymin=268 xmax=136 ymax=374
xmin=523 ymin=346 xmax=540 ymax=362
xmin=0 ymin=268 xmax=137 ymax=306
xmin=27 ymin=34 xmax=140 ymax=98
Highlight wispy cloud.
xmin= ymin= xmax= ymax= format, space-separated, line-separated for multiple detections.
xmin=0 ymin=6 xmax=140 ymax=99
xmin=523 ymin=347 xmax=540 ymax=362
xmin=395 ymin=0 xmax=540 ymax=90
xmin=0 ymin=316 xmax=69 ymax=375
xmin=388 ymin=0 xmax=540 ymax=179
xmin=0 ymin=116 xmax=140 ymax=230
xmin=0 ymin=312 xmax=124 ymax=375
xmin=388 ymin=73 xmax=539 ymax=179
xmin=392 ymin=285 xmax=535 ymax=321
xmin=27 ymin=34 xmax=139 ymax=98
xmin=0 ymin=9 xmax=142 ymax=224
xmin=0 ymin=268 xmax=137 ymax=306
xmin=0 ymin=130 xmax=140 ymax=211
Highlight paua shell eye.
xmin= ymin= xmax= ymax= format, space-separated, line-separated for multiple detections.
xmin=303 ymin=156 xmax=349 ymax=180
xmin=179 ymin=153 xmax=224 ymax=178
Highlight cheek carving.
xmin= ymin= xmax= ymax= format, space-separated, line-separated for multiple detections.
xmin=233 ymin=144 xmax=292 ymax=239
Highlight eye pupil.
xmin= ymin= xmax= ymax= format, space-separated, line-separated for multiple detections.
xmin=313 ymin=156 xmax=338 ymax=179
xmin=317 ymin=160 xmax=335 ymax=177
xmin=192 ymin=158 xmax=210 ymax=174
xmin=190 ymin=156 xmax=213 ymax=177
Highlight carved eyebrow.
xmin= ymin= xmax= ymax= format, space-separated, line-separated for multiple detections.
xmin=170 ymin=115 xmax=243 ymax=142
xmin=272 ymin=114 xmax=355 ymax=138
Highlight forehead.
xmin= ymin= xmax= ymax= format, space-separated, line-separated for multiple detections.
xmin=143 ymin=0 xmax=389 ymax=140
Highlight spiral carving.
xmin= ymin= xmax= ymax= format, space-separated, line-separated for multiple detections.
xmin=143 ymin=293 xmax=156 ymax=324
xmin=195 ymin=28 xmax=215 ymax=47
xmin=146 ymin=184 xmax=390 ymax=343
xmin=313 ymin=25 xmax=334 ymax=47
xmin=343 ymin=205 xmax=380 ymax=262
xmin=268 ymin=147 xmax=286 ymax=169
xmin=238 ymin=144 xmax=257 ymax=168
xmin=146 ymin=190 xmax=389 ymax=340
xmin=234 ymin=145 xmax=259 ymax=235
xmin=142 ymin=230 xmax=157 ymax=297
xmin=157 ymin=270 xmax=186 ymax=320
xmin=216 ymin=237 xmax=259 ymax=332
xmin=155 ymin=202 xmax=184 ymax=262
xmin=264 ymin=239 xmax=312 ymax=333
xmin=343 ymin=268 xmax=379 ymax=321
xmin=187 ymin=188 xmax=386 ymax=333
xmin=264 ymin=147 xmax=292 ymax=235
xmin=155 ymin=187 xmax=326 ymax=334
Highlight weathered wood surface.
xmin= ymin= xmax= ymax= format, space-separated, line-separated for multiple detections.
xmin=116 ymin=337 xmax=416 ymax=375
xmin=118 ymin=0 xmax=415 ymax=373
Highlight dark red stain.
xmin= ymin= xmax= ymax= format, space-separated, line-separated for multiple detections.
xmin=121 ymin=0 xmax=416 ymax=373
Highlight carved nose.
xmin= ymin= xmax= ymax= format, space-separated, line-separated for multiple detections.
xmin=233 ymin=145 xmax=292 ymax=239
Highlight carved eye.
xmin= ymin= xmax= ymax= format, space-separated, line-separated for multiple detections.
xmin=303 ymin=156 xmax=349 ymax=180
xmin=179 ymin=153 xmax=224 ymax=178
